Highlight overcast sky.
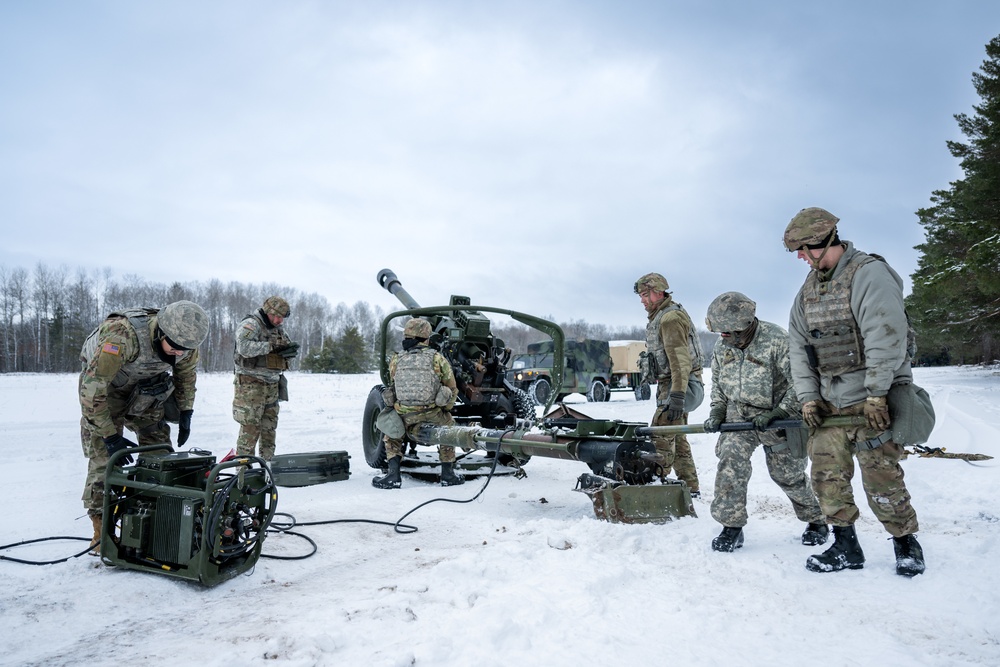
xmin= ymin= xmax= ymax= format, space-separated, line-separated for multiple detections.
xmin=2 ymin=2 xmax=998 ymax=331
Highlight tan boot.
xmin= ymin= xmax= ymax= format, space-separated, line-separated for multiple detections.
xmin=89 ymin=513 xmax=102 ymax=556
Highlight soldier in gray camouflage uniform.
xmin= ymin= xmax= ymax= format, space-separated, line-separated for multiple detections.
xmin=635 ymin=272 xmax=702 ymax=496
xmin=703 ymin=292 xmax=827 ymax=552
xmin=785 ymin=207 xmax=925 ymax=576
xmin=233 ymin=296 xmax=299 ymax=461
xmin=373 ymin=317 xmax=465 ymax=489
xmin=79 ymin=300 xmax=209 ymax=551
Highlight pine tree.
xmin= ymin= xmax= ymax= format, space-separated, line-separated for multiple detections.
xmin=333 ymin=326 xmax=371 ymax=373
xmin=909 ymin=34 xmax=1000 ymax=364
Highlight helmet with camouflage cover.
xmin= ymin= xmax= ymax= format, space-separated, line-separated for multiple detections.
xmin=262 ymin=295 xmax=291 ymax=318
xmin=783 ymin=207 xmax=839 ymax=251
xmin=705 ymin=292 xmax=757 ymax=333
xmin=403 ymin=317 xmax=432 ymax=339
xmin=633 ymin=272 xmax=670 ymax=294
xmin=158 ymin=300 xmax=209 ymax=349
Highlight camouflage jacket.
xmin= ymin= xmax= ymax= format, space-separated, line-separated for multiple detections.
xmin=710 ymin=320 xmax=799 ymax=424
xmin=645 ymin=296 xmax=702 ymax=395
xmin=234 ymin=309 xmax=291 ymax=382
xmin=79 ymin=312 xmax=199 ymax=438
xmin=389 ymin=343 xmax=457 ymax=415
xmin=789 ymin=241 xmax=912 ymax=408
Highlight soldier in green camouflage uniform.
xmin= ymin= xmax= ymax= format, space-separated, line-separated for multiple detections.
xmin=703 ymin=292 xmax=827 ymax=552
xmin=785 ymin=207 xmax=925 ymax=576
xmin=373 ymin=317 xmax=465 ymax=489
xmin=233 ymin=296 xmax=299 ymax=461
xmin=635 ymin=272 xmax=702 ymax=496
xmin=79 ymin=300 xmax=209 ymax=550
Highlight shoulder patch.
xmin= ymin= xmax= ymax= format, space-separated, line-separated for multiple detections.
xmin=101 ymin=342 xmax=121 ymax=356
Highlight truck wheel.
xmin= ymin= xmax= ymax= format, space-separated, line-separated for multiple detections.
xmin=361 ymin=385 xmax=389 ymax=469
xmin=635 ymin=383 xmax=651 ymax=401
xmin=530 ymin=378 xmax=552 ymax=406
xmin=587 ymin=380 xmax=607 ymax=403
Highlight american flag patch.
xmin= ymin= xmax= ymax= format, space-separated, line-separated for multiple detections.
xmin=102 ymin=342 xmax=120 ymax=355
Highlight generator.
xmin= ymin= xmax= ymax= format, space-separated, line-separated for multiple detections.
xmin=100 ymin=445 xmax=277 ymax=587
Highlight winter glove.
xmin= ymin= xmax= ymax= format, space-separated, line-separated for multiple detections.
xmin=801 ymin=400 xmax=831 ymax=428
xmin=103 ymin=433 xmax=137 ymax=465
xmin=275 ymin=341 xmax=300 ymax=359
xmin=864 ymin=395 xmax=891 ymax=431
xmin=703 ymin=405 xmax=727 ymax=433
xmin=666 ymin=391 xmax=686 ymax=422
xmin=753 ymin=407 xmax=790 ymax=432
xmin=177 ymin=409 xmax=193 ymax=446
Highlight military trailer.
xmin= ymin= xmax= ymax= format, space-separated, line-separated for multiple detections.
xmin=507 ymin=339 xmax=613 ymax=405
xmin=609 ymin=340 xmax=652 ymax=401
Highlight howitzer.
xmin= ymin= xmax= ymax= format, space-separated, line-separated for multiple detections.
xmin=363 ymin=269 xmax=566 ymax=478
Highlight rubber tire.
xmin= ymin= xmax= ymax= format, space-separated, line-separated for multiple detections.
xmin=361 ymin=385 xmax=389 ymax=469
xmin=587 ymin=380 xmax=607 ymax=403
xmin=511 ymin=387 xmax=536 ymax=421
xmin=530 ymin=377 xmax=552 ymax=406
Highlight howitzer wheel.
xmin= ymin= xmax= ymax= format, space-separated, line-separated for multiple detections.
xmin=362 ymin=385 xmax=389 ymax=469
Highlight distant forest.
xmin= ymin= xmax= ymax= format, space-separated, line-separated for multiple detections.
xmin=0 ymin=263 xmax=715 ymax=374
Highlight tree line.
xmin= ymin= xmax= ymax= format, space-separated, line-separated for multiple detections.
xmin=0 ymin=265 xmax=388 ymax=374
xmin=1 ymin=264 xmax=713 ymax=374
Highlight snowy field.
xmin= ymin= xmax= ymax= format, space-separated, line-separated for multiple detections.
xmin=1 ymin=366 xmax=999 ymax=667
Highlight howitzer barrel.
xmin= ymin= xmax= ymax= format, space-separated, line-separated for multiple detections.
xmin=414 ymin=420 xmax=660 ymax=483
xmin=377 ymin=268 xmax=421 ymax=310
xmin=634 ymin=415 xmax=866 ymax=437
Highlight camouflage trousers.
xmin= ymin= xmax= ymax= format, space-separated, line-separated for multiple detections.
xmin=384 ymin=407 xmax=457 ymax=463
xmin=80 ymin=392 xmax=171 ymax=515
xmin=808 ymin=402 xmax=919 ymax=537
xmin=710 ymin=431 xmax=824 ymax=528
xmin=651 ymin=406 xmax=700 ymax=493
xmin=233 ymin=374 xmax=280 ymax=461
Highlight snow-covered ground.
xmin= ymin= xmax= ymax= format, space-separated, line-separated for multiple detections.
xmin=2 ymin=366 xmax=998 ymax=666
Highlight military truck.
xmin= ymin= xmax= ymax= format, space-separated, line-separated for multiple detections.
xmin=609 ymin=340 xmax=652 ymax=401
xmin=507 ymin=339 xmax=613 ymax=405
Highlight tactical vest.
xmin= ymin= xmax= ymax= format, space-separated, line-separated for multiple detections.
xmin=234 ymin=311 xmax=289 ymax=373
xmin=801 ymin=253 xmax=876 ymax=376
xmin=645 ymin=302 xmax=703 ymax=381
xmin=81 ymin=308 xmax=171 ymax=389
xmin=394 ymin=346 xmax=441 ymax=407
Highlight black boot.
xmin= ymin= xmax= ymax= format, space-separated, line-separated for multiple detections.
xmin=893 ymin=534 xmax=925 ymax=577
xmin=372 ymin=456 xmax=402 ymax=489
xmin=440 ymin=462 xmax=465 ymax=486
xmin=712 ymin=526 xmax=744 ymax=552
xmin=806 ymin=524 xmax=865 ymax=572
xmin=801 ymin=522 xmax=830 ymax=546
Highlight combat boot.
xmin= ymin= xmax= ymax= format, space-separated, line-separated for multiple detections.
xmin=801 ymin=522 xmax=830 ymax=546
xmin=89 ymin=513 xmax=102 ymax=556
xmin=440 ymin=462 xmax=465 ymax=487
xmin=711 ymin=526 xmax=744 ymax=552
xmin=806 ymin=524 xmax=865 ymax=572
xmin=893 ymin=534 xmax=926 ymax=577
xmin=372 ymin=457 xmax=402 ymax=489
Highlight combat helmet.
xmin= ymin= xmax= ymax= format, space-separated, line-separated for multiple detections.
xmin=783 ymin=207 xmax=839 ymax=252
xmin=262 ymin=295 xmax=291 ymax=318
xmin=403 ymin=317 xmax=432 ymax=339
xmin=705 ymin=292 xmax=757 ymax=333
xmin=634 ymin=272 xmax=670 ymax=294
xmin=158 ymin=301 xmax=209 ymax=350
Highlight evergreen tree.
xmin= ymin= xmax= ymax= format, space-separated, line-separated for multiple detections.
xmin=909 ymin=34 xmax=1000 ymax=364
xmin=333 ymin=325 xmax=371 ymax=373
xmin=301 ymin=336 xmax=337 ymax=373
